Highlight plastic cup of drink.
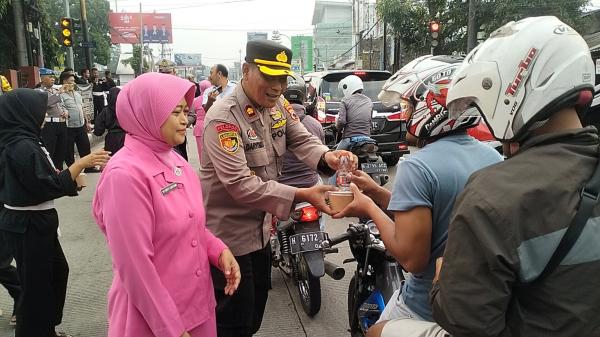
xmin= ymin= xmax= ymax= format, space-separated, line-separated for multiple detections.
xmin=329 ymin=190 xmax=354 ymax=213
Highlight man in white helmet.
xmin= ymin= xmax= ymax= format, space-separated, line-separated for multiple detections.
xmin=375 ymin=16 xmax=600 ymax=337
xmin=335 ymin=74 xmax=373 ymax=150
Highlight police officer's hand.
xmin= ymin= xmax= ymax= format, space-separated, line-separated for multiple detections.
xmin=207 ymin=90 xmax=219 ymax=103
xmin=219 ymin=249 xmax=241 ymax=296
xmin=332 ymin=183 xmax=378 ymax=219
xmin=296 ymin=184 xmax=337 ymax=215
xmin=324 ymin=150 xmax=358 ymax=171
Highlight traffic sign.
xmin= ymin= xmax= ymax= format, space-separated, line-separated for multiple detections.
xmin=79 ymin=41 xmax=96 ymax=48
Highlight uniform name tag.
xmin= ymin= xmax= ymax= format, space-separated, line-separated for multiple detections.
xmin=161 ymin=182 xmax=178 ymax=195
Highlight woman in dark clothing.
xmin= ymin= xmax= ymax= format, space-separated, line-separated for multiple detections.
xmin=0 ymin=89 xmax=110 ymax=337
xmin=94 ymin=87 xmax=125 ymax=154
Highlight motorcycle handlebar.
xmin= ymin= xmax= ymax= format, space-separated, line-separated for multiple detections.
xmin=326 ymin=224 xmax=365 ymax=247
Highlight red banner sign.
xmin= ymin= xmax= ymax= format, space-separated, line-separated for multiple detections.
xmin=109 ymin=12 xmax=173 ymax=44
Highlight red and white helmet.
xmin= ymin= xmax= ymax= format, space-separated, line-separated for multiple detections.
xmin=447 ymin=16 xmax=595 ymax=142
xmin=379 ymin=55 xmax=481 ymax=139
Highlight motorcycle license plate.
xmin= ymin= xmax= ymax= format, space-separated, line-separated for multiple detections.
xmin=361 ymin=162 xmax=388 ymax=174
xmin=289 ymin=231 xmax=325 ymax=254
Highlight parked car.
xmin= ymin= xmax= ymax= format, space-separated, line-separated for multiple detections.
xmin=304 ymin=70 xmax=410 ymax=166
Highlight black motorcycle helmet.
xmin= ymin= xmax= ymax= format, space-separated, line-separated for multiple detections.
xmin=284 ymin=73 xmax=307 ymax=105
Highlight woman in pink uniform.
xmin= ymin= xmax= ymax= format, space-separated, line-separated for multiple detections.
xmin=192 ymin=79 xmax=212 ymax=160
xmin=93 ymin=73 xmax=240 ymax=337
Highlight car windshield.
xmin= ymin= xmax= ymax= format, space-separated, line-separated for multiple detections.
xmin=320 ymin=72 xmax=390 ymax=102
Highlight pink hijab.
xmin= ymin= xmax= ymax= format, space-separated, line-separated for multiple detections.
xmin=192 ymin=80 xmax=212 ymax=113
xmin=117 ymin=72 xmax=195 ymax=152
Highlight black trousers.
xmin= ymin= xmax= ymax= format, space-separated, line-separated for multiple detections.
xmin=1 ymin=209 xmax=69 ymax=337
xmin=211 ymin=245 xmax=270 ymax=337
xmin=0 ymin=233 xmax=21 ymax=315
xmin=40 ymin=122 xmax=68 ymax=170
xmin=92 ymin=98 xmax=105 ymax=122
xmin=65 ymin=126 xmax=91 ymax=167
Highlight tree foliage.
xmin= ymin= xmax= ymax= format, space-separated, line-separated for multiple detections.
xmin=377 ymin=0 xmax=592 ymax=63
xmin=0 ymin=0 xmax=111 ymax=71
xmin=121 ymin=44 xmax=150 ymax=77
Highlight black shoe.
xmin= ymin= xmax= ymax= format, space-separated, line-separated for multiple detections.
xmin=84 ymin=167 xmax=101 ymax=173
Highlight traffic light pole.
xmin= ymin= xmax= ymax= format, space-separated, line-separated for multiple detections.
xmin=80 ymin=0 xmax=92 ymax=69
xmin=64 ymin=0 xmax=74 ymax=69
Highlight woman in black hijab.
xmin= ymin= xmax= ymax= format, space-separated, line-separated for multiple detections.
xmin=94 ymin=87 xmax=125 ymax=154
xmin=0 ymin=89 xmax=110 ymax=337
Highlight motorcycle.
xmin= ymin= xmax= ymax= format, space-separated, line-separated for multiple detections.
xmin=270 ymin=202 xmax=345 ymax=316
xmin=324 ymin=222 xmax=404 ymax=337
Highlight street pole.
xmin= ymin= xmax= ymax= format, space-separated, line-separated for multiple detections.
xmin=13 ymin=0 xmax=28 ymax=66
xmin=467 ymin=0 xmax=477 ymax=52
xmin=80 ymin=0 xmax=93 ymax=69
xmin=382 ymin=21 xmax=387 ymax=71
xmin=65 ymin=0 xmax=74 ymax=69
xmin=139 ymin=2 xmax=144 ymax=75
xmin=114 ymin=0 xmax=118 ymax=12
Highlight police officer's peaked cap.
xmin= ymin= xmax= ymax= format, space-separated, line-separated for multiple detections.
xmin=158 ymin=59 xmax=176 ymax=74
xmin=245 ymin=40 xmax=293 ymax=77
xmin=39 ymin=68 xmax=54 ymax=76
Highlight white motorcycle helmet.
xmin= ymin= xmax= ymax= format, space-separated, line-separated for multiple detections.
xmin=378 ymin=55 xmax=481 ymax=139
xmin=338 ymin=75 xmax=364 ymax=99
xmin=447 ymin=16 xmax=595 ymax=142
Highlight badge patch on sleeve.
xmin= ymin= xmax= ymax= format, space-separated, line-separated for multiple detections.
xmin=283 ymin=101 xmax=299 ymax=121
xmin=215 ymin=123 xmax=240 ymax=133
xmin=219 ymin=131 xmax=240 ymax=154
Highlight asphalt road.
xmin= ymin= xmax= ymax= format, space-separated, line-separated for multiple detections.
xmin=0 ymin=131 xmax=403 ymax=337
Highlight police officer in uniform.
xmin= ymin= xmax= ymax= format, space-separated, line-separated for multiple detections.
xmin=158 ymin=59 xmax=192 ymax=161
xmin=200 ymin=40 xmax=355 ymax=337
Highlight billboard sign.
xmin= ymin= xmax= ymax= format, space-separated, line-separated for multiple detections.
xmin=247 ymin=32 xmax=268 ymax=41
xmin=174 ymin=53 xmax=203 ymax=66
xmin=291 ymin=36 xmax=313 ymax=73
xmin=109 ymin=12 xmax=173 ymax=44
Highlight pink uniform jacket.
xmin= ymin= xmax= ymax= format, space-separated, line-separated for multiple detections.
xmin=92 ymin=73 xmax=227 ymax=337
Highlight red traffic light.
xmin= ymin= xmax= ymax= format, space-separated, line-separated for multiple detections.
xmin=429 ymin=21 xmax=440 ymax=33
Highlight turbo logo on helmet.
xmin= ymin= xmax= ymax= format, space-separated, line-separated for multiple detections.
xmin=505 ymin=48 xmax=538 ymax=96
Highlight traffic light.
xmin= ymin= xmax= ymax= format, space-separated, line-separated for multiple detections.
xmin=429 ymin=21 xmax=440 ymax=47
xmin=60 ymin=17 xmax=73 ymax=47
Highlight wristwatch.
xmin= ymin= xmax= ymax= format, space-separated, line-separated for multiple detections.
xmin=317 ymin=150 xmax=336 ymax=176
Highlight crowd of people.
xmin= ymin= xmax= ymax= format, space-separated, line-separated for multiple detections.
xmin=0 ymin=15 xmax=599 ymax=337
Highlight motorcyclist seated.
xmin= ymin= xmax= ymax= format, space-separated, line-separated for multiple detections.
xmin=331 ymin=57 xmax=503 ymax=337
xmin=335 ymin=75 xmax=373 ymax=151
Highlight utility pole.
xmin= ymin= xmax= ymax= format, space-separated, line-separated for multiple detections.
xmin=467 ymin=0 xmax=477 ymax=52
xmin=80 ymin=0 xmax=93 ymax=69
xmin=139 ymin=2 xmax=144 ymax=75
xmin=13 ymin=0 xmax=28 ymax=66
xmin=114 ymin=0 xmax=118 ymax=12
xmin=64 ymin=0 xmax=74 ymax=69
xmin=382 ymin=21 xmax=387 ymax=71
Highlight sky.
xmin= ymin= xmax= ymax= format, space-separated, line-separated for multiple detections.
xmin=111 ymin=0 xmax=600 ymax=67
xmin=110 ymin=0 xmax=328 ymax=67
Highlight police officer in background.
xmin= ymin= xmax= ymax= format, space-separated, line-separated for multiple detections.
xmin=200 ymin=39 xmax=355 ymax=337
xmin=38 ymin=68 xmax=69 ymax=169
xmin=158 ymin=59 xmax=192 ymax=161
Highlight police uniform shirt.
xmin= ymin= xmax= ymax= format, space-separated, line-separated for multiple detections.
xmin=199 ymin=84 xmax=328 ymax=256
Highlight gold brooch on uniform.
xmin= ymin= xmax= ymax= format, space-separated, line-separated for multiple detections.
xmin=276 ymin=51 xmax=288 ymax=63
xmin=245 ymin=105 xmax=256 ymax=118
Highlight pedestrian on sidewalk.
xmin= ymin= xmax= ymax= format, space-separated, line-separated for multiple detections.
xmin=60 ymin=72 xmax=96 ymax=173
xmin=94 ymin=87 xmax=125 ymax=154
xmin=192 ymin=79 xmax=212 ymax=160
xmin=93 ymin=72 xmax=240 ymax=337
xmin=0 ymin=88 xmax=110 ymax=337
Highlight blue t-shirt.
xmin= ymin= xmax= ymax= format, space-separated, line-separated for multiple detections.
xmin=388 ymin=133 xmax=503 ymax=320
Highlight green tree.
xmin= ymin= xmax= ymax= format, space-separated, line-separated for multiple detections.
xmin=121 ymin=44 xmax=149 ymax=77
xmin=40 ymin=0 xmax=112 ymax=69
xmin=377 ymin=0 xmax=592 ymax=64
